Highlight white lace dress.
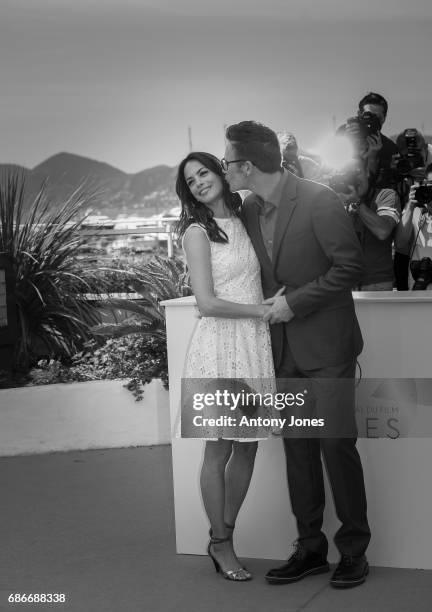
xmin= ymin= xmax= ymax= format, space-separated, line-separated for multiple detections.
xmin=179 ymin=216 xmax=276 ymax=440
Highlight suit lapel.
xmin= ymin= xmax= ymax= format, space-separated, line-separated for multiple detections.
xmin=272 ymin=174 xmax=298 ymax=269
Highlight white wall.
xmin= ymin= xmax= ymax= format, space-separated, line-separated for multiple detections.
xmin=163 ymin=293 xmax=432 ymax=569
xmin=0 ymin=379 xmax=170 ymax=456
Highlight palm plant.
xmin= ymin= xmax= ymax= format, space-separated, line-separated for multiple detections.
xmin=94 ymin=255 xmax=191 ymax=338
xmin=93 ymin=254 xmax=191 ymax=393
xmin=0 ymin=171 xmax=108 ymax=370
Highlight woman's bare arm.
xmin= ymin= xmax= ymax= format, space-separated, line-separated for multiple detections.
xmin=183 ymin=226 xmax=267 ymax=318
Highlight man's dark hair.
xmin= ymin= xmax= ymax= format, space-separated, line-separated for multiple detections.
xmin=225 ymin=121 xmax=282 ymax=173
xmin=358 ymin=92 xmax=389 ymax=117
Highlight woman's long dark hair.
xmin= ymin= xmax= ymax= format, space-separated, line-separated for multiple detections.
xmin=175 ymin=152 xmax=242 ymax=243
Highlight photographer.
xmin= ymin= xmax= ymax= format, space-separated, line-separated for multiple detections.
xmin=392 ymin=129 xmax=432 ymax=289
xmin=335 ymin=93 xmax=398 ymax=182
xmin=339 ymin=162 xmax=400 ymax=291
xmin=333 ymin=93 xmax=399 ymax=204
xmin=356 ymin=92 xmax=399 ymax=178
xmin=278 ymin=131 xmax=322 ymax=180
xmin=395 ymin=128 xmax=432 ymax=172
xmin=394 ymin=163 xmax=432 ymax=290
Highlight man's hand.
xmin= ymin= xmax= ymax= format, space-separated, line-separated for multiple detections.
xmin=339 ymin=184 xmax=363 ymax=215
xmin=284 ymin=160 xmax=301 ymax=177
xmin=339 ymin=184 xmax=359 ymax=208
xmin=262 ymin=295 xmax=295 ymax=324
xmin=345 ymin=122 xmax=362 ymax=139
xmin=407 ymin=183 xmax=420 ymax=211
xmin=339 ymin=163 xmax=369 ymax=212
xmin=362 ymin=133 xmax=382 ymax=158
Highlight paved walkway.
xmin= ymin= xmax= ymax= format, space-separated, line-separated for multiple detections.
xmin=1 ymin=446 xmax=431 ymax=612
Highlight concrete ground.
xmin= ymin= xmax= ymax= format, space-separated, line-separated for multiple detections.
xmin=1 ymin=446 xmax=431 ymax=612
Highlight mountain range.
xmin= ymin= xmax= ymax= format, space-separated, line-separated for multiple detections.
xmin=2 ymin=137 xmax=431 ymax=218
xmin=0 ymin=153 xmax=179 ymax=218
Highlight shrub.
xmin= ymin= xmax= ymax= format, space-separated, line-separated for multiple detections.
xmin=0 ymin=170 xmax=190 ymax=398
xmin=0 ymin=171 xmax=110 ymax=370
xmin=28 ymin=334 xmax=168 ymax=401
xmin=89 ymin=254 xmax=191 ymax=397
xmin=25 ymin=255 xmax=191 ymax=400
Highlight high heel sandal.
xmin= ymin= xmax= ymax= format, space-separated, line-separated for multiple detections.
xmin=207 ymin=536 xmax=252 ymax=581
xmin=222 ymin=523 xmax=252 ymax=573
xmin=209 ymin=523 xmax=251 ymax=576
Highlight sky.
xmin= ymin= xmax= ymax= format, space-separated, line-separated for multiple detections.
xmin=1 ymin=0 xmax=432 ymax=173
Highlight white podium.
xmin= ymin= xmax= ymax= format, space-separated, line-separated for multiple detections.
xmin=162 ymin=292 xmax=432 ymax=569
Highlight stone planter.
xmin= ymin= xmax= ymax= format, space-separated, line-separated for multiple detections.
xmin=0 ymin=379 xmax=170 ymax=457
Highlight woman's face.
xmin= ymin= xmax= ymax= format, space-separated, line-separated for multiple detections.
xmin=184 ymin=160 xmax=224 ymax=206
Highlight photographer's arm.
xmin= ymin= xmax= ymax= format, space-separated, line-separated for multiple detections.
xmin=353 ymin=187 xmax=400 ymax=240
xmin=183 ymin=226 xmax=267 ymax=318
xmin=356 ymin=203 xmax=397 ymax=240
xmin=394 ymin=185 xmax=417 ymax=254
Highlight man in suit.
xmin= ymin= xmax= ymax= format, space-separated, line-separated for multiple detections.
xmin=222 ymin=121 xmax=371 ymax=588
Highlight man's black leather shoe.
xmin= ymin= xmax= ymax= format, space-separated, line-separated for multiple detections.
xmin=330 ymin=554 xmax=369 ymax=588
xmin=265 ymin=545 xmax=329 ymax=584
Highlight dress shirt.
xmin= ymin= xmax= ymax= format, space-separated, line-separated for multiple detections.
xmin=256 ymin=170 xmax=289 ymax=261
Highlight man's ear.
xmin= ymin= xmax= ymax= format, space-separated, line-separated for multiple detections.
xmin=243 ymin=160 xmax=253 ymax=175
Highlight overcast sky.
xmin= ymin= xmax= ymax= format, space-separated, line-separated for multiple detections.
xmin=1 ymin=0 xmax=431 ymax=172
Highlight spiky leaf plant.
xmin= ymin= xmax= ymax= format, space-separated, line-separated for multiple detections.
xmin=93 ymin=255 xmax=191 ymax=395
xmin=0 ymin=171 xmax=108 ymax=370
xmin=94 ymin=255 xmax=191 ymax=339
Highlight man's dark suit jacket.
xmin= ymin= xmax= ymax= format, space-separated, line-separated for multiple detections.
xmin=241 ymin=173 xmax=364 ymax=371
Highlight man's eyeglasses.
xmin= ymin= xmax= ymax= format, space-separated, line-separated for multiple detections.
xmin=220 ymin=157 xmax=248 ymax=172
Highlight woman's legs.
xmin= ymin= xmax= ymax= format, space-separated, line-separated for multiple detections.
xmin=200 ymin=439 xmax=257 ymax=576
xmin=200 ymin=439 xmax=232 ymax=539
xmin=224 ymin=441 xmax=258 ymax=528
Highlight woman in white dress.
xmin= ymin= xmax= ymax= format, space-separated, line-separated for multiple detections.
xmin=175 ymin=152 xmax=276 ymax=582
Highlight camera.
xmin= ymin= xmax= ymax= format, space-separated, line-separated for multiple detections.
xmin=328 ymin=167 xmax=361 ymax=194
xmin=391 ymin=152 xmax=425 ymax=177
xmin=410 ymin=257 xmax=432 ymax=290
xmin=391 ymin=128 xmax=427 ymax=178
xmin=405 ymin=133 xmax=419 ymax=149
xmin=414 ymin=181 xmax=432 ymax=206
xmin=328 ymin=169 xmax=359 ymax=193
xmin=357 ymin=111 xmax=382 ymax=137
xmin=345 ymin=112 xmax=381 ymax=139
xmin=337 ymin=112 xmax=381 ymax=150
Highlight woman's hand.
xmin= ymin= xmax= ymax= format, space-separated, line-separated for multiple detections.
xmin=257 ymin=304 xmax=272 ymax=317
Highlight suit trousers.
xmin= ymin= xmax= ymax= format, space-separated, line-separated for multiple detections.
xmin=277 ymin=339 xmax=371 ymax=558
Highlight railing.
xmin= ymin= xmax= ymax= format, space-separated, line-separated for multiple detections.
xmin=80 ymin=218 xmax=178 ymax=258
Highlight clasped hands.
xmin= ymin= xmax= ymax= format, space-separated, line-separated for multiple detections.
xmin=262 ymin=287 xmax=294 ymax=324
